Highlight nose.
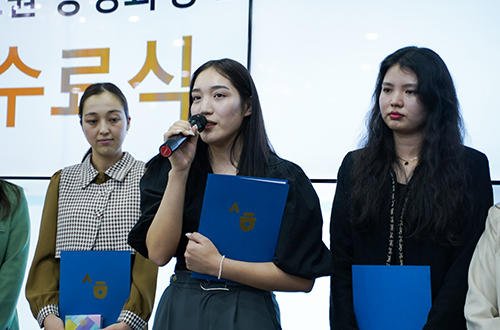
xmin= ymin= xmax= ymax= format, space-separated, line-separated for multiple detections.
xmin=199 ymin=98 xmax=214 ymax=116
xmin=98 ymin=119 xmax=110 ymax=135
xmin=390 ymin=91 xmax=403 ymax=108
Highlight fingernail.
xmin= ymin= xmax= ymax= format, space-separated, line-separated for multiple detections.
xmin=185 ymin=232 xmax=192 ymax=237
xmin=186 ymin=130 xmax=195 ymax=136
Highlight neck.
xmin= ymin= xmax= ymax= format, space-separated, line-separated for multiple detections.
xmin=91 ymin=152 xmax=124 ymax=173
xmin=393 ymin=132 xmax=423 ymax=160
xmin=208 ymin=144 xmax=240 ymax=175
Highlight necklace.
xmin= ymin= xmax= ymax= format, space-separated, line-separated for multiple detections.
xmin=398 ymin=155 xmax=418 ymax=166
xmin=386 ymin=171 xmax=409 ymax=266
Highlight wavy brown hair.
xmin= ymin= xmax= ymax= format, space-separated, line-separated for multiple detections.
xmin=351 ymin=46 xmax=470 ymax=246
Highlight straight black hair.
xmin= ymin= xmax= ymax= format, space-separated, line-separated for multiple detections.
xmin=189 ymin=59 xmax=275 ymax=177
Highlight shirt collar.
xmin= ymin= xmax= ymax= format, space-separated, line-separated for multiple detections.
xmin=80 ymin=152 xmax=135 ymax=188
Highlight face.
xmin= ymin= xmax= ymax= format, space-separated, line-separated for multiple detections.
xmin=190 ymin=68 xmax=251 ymax=149
xmin=379 ymin=64 xmax=428 ymax=137
xmin=81 ymin=92 xmax=130 ymax=163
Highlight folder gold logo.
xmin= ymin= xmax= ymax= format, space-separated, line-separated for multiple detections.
xmin=229 ymin=202 xmax=257 ymax=232
xmin=239 ymin=212 xmax=256 ymax=231
xmin=93 ymin=281 xmax=108 ymax=299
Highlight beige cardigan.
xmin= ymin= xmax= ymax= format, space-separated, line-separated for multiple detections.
xmin=465 ymin=204 xmax=500 ymax=329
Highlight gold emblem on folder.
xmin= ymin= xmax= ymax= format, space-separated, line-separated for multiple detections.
xmin=229 ymin=202 xmax=257 ymax=232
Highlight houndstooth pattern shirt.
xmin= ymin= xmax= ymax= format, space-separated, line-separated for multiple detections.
xmin=55 ymin=152 xmax=145 ymax=257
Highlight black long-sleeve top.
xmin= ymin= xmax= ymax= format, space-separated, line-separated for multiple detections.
xmin=129 ymin=153 xmax=332 ymax=280
xmin=330 ymin=147 xmax=493 ymax=329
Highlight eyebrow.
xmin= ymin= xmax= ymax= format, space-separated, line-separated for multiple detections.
xmin=382 ymin=82 xmax=418 ymax=88
xmin=191 ymin=85 xmax=231 ymax=93
xmin=83 ymin=109 xmax=123 ymax=117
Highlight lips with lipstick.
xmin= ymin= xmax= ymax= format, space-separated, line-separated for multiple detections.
xmin=204 ymin=120 xmax=216 ymax=129
xmin=389 ymin=111 xmax=403 ymax=119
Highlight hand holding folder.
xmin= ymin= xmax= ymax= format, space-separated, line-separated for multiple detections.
xmin=192 ymin=174 xmax=290 ymax=281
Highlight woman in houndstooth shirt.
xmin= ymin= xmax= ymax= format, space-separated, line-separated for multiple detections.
xmin=25 ymin=83 xmax=158 ymax=330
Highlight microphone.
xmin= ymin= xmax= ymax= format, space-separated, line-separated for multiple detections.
xmin=159 ymin=114 xmax=207 ymax=157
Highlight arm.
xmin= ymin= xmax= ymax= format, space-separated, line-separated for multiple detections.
xmin=145 ymin=168 xmax=190 ymax=266
xmin=25 ymin=171 xmax=64 ymax=329
xmin=465 ymin=205 xmax=500 ymax=330
xmin=330 ymin=153 xmax=359 ymax=330
xmin=0 ymin=186 xmax=30 ymax=328
xmin=185 ymin=158 xmax=329 ymax=292
xmin=116 ymin=253 xmax=158 ymax=330
xmin=143 ymin=122 xmax=199 ymax=266
xmin=185 ymin=232 xmax=313 ymax=292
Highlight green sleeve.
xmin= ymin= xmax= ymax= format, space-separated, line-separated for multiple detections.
xmin=0 ymin=186 xmax=30 ymax=328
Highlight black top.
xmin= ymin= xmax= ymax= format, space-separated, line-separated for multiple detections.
xmin=330 ymin=147 xmax=493 ymax=330
xmin=128 ymin=153 xmax=332 ymax=280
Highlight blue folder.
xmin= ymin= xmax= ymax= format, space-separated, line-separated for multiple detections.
xmin=192 ymin=174 xmax=290 ymax=281
xmin=60 ymin=250 xmax=131 ymax=327
xmin=352 ymin=265 xmax=432 ymax=330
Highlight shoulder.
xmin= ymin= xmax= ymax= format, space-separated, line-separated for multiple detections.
xmin=462 ymin=146 xmax=489 ymax=170
xmin=61 ymin=162 xmax=82 ymax=173
xmin=266 ymin=155 xmax=321 ymax=209
xmin=463 ymin=146 xmax=488 ymax=162
xmin=267 ymin=154 xmax=309 ymax=181
xmin=462 ymin=146 xmax=491 ymax=180
xmin=1 ymin=181 xmax=22 ymax=206
xmin=335 ymin=149 xmax=360 ymax=178
xmin=60 ymin=162 xmax=85 ymax=182
xmin=144 ymin=153 xmax=171 ymax=177
xmin=140 ymin=154 xmax=172 ymax=193
xmin=341 ymin=150 xmax=358 ymax=167
xmin=126 ymin=153 xmax=146 ymax=173
xmin=60 ymin=162 xmax=81 ymax=183
xmin=0 ymin=182 xmax=28 ymax=221
xmin=266 ymin=155 xmax=318 ymax=195
xmin=486 ymin=204 xmax=500 ymax=235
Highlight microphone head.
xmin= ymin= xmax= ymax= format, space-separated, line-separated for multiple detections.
xmin=188 ymin=114 xmax=207 ymax=132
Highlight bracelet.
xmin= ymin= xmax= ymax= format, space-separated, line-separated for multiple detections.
xmin=218 ymin=255 xmax=225 ymax=280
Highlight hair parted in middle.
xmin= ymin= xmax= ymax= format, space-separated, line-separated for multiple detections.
xmin=351 ymin=46 xmax=470 ymax=246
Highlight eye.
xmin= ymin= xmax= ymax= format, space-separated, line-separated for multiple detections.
xmin=382 ymin=87 xmax=392 ymax=93
xmin=406 ymin=90 xmax=417 ymax=95
xmin=85 ymin=119 xmax=97 ymax=125
xmin=192 ymin=95 xmax=201 ymax=102
xmin=109 ymin=117 xmax=121 ymax=123
xmin=214 ymin=92 xmax=226 ymax=98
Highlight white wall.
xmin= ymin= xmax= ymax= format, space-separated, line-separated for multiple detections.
xmin=251 ymin=0 xmax=500 ymax=180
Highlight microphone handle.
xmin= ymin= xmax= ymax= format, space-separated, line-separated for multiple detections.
xmin=159 ymin=134 xmax=189 ymax=158
xmin=159 ymin=114 xmax=206 ymax=158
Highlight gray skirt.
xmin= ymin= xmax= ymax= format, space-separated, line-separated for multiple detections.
xmin=152 ymin=271 xmax=282 ymax=330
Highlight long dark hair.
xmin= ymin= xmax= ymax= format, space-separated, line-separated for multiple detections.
xmin=351 ymin=46 xmax=469 ymax=246
xmin=78 ymin=82 xmax=129 ymax=161
xmin=189 ymin=59 xmax=275 ymax=177
xmin=0 ymin=180 xmax=21 ymax=221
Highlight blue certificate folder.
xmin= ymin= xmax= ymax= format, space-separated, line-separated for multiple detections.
xmin=60 ymin=250 xmax=131 ymax=327
xmin=192 ymin=174 xmax=290 ymax=281
xmin=352 ymin=265 xmax=432 ymax=330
